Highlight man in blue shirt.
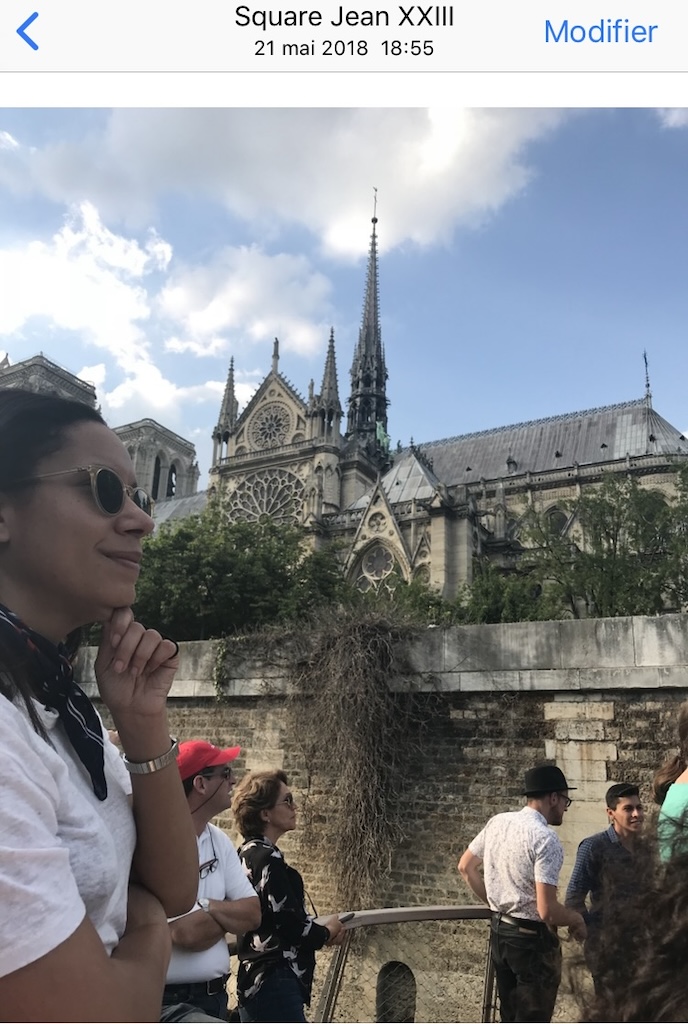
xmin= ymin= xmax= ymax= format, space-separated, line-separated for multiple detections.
xmin=565 ymin=782 xmax=644 ymax=992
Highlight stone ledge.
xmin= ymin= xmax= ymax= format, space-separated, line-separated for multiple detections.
xmin=75 ymin=613 xmax=688 ymax=699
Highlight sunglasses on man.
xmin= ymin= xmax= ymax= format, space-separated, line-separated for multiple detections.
xmin=201 ymin=765 xmax=236 ymax=782
xmin=16 ymin=465 xmax=154 ymax=517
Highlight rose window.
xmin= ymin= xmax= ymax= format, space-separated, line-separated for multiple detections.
xmin=251 ymin=404 xmax=291 ymax=449
xmin=226 ymin=469 xmax=304 ymax=524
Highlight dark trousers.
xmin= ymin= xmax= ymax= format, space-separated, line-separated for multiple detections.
xmin=583 ymin=929 xmax=603 ymax=996
xmin=239 ymin=966 xmax=307 ymax=1023
xmin=490 ymin=919 xmax=562 ymax=1023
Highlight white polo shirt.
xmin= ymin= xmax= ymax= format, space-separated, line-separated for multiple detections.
xmin=166 ymin=823 xmax=257 ymax=984
xmin=468 ymin=806 xmax=564 ymax=920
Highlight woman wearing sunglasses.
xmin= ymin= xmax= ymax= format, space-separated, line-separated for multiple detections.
xmin=0 ymin=389 xmax=198 ymax=1021
xmin=231 ymin=770 xmax=345 ymax=1023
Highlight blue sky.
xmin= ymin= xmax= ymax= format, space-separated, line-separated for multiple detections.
xmin=0 ymin=107 xmax=686 ymax=487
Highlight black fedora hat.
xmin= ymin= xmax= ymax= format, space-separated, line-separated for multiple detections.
xmin=523 ymin=764 xmax=576 ymax=796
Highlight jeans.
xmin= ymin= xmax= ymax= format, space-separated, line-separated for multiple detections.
xmin=161 ymin=989 xmax=229 ymax=1021
xmin=239 ymin=966 xmax=307 ymax=1023
xmin=490 ymin=919 xmax=562 ymax=1023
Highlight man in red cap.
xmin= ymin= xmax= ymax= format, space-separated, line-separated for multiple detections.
xmin=161 ymin=740 xmax=261 ymax=1022
xmin=458 ymin=763 xmax=586 ymax=1022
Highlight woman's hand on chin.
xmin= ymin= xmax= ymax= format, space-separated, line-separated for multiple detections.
xmin=94 ymin=607 xmax=179 ymax=722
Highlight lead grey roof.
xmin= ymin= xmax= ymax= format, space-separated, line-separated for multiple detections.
xmin=402 ymin=399 xmax=687 ymax=488
xmin=153 ymin=491 xmax=208 ymax=525
xmin=348 ymin=454 xmax=441 ymax=510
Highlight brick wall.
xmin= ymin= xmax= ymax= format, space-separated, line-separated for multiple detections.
xmin=81 ymin=614 xmax=688 ymax=913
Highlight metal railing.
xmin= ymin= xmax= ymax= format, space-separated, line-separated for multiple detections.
xmin=312 ymin=906 xmax=496 ymax=1024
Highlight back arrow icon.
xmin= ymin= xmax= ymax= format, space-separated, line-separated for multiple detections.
xmin=17 ymin=12 xmax=39 ymax=50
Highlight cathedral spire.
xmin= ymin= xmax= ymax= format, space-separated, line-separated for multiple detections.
xmin=346 ymin=194 xmax=389 ymax=460
xmin=212 ymin=356 xmax=239 ymax=464
xmin=643 ymin=349 xmax=653 ymax=408
xmin=319 ymin=327 xmax=341 ymax=409
xmin=308 ymin=327 xmax=342 ymax=442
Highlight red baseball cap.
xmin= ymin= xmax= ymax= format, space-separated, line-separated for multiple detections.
xmin=177 ymin=740 xmax=241 ymax=781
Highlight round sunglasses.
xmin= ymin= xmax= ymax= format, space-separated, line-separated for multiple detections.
xmin=16 ymin=465 xmax=153 ymax=517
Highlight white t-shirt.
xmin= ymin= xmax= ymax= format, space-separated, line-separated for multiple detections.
xmin=167 ymin=823 xmax=257 ymax=984
xmin=469 ymin=806 xmax=564 ymax=920
xmin=0 ymin=695 xmax=135 ymax=978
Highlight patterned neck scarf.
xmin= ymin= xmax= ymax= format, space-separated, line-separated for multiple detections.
xmin=0 ymin=603 xmax=107 ymax=800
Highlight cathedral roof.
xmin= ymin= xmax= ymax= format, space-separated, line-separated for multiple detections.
xmin=401 ymin=398 xmax=687 ymax=487
xmin=348 ymin=453 xmax=441 ymax=509
xmin=153 ymin=491 xmax=208 ymax=525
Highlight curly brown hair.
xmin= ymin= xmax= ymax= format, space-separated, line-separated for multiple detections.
xmin=232 ymin=769 xmax=288 ymax=837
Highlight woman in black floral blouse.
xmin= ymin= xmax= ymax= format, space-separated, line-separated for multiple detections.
xmin=232 ymin=769 xmax=344 ymax=1022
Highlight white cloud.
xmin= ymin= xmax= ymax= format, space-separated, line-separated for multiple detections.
xmin=0 ymin=201 xmax=164 ymax=364
xmin=0 ymin=109 xmax=567 ymax=257
xmin=0 ymin=194 xmax=336 ymax=439
xmin=657 ymin=109 xmax=688 ymax=129
xmin=0 ymin=131 xmax=19 ymax=151
xmin=164 ymin=335 xmax=228 ymax=358
xmin=159 ymin=245 xmax=334 ymax=357
xmin=77 ymin=362 xmax=107 ymax=389
xmin=0 ymin=201 xmax=200 ymax=430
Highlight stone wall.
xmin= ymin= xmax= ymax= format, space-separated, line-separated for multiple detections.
xmin=79 ymin=614 xmax=688 ymax=911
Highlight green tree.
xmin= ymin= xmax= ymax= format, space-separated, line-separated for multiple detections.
xmin=665 ymin=462 xmax=688 ymax=609
xmin=522 ymin=473 xmax=676 ymax=618
xmin=133 ymin=498 xmax=352 ymax=639
xmin=459 ymin=559 xmax=558 ymax=623
xmin=365 ymin=572 xmax=459 ymax=625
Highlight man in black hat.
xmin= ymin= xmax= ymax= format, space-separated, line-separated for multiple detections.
xmin=458 ymin=764 xmax=586 ymax=1023
xmin=565 ymin=781 xmax=644 ymax=993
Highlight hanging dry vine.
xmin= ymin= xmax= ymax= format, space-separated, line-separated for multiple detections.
xmin=221 ymin=606 xmax=441 ymax=910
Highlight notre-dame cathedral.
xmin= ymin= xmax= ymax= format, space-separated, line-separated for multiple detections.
xmin=5 ymin=216 xmax=687 ymax=600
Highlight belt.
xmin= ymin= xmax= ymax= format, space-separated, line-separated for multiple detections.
xmin=163 ymin=974 xmax=229 ymax=1000
xmin=493 ymin=912 xmax=547 ymax=933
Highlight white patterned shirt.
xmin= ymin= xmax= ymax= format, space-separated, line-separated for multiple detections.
xmin=468 ymin=806 xmax=564 ymax=920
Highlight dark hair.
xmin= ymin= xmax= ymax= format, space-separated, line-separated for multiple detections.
xmin=0 ymin=389 xmax=105 ymax=492
xmin=0 ymin=389 xmax=106 ymax=731
xmin=653 ymin=703 xmax=688 ymax=805
xmin=182 ymin=768 xmax=217 ymax=797
xmin=606 ymin=783 xmax=640 ymax=809
xmin=232 ymin=769 xmax=288 ymax=837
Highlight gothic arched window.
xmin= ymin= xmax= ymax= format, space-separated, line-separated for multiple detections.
xmin=547 ymin=509 xmax=568 ymax=536
xmin=152 ymin=456 xmax=161 ymax=501
xmin=166 ymin=463 xmax=177 ymax=498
